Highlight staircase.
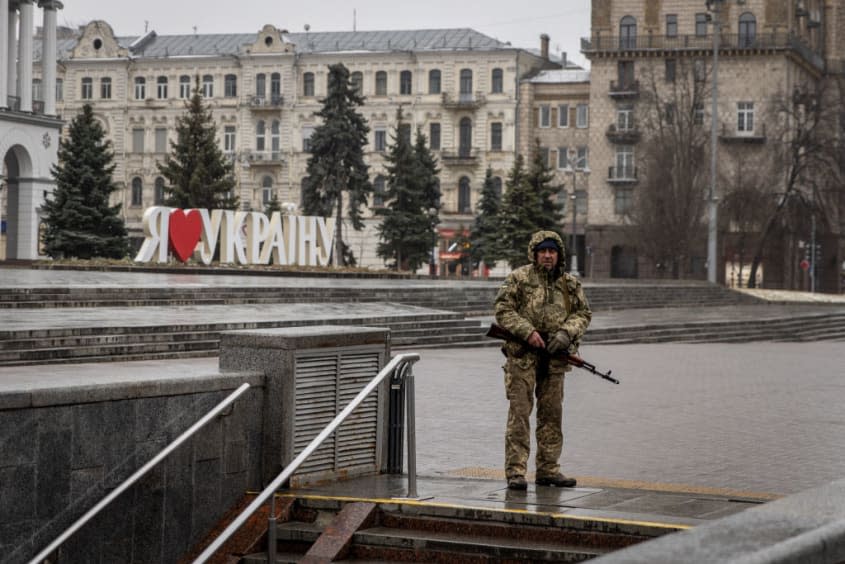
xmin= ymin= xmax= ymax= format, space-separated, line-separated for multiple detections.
xmin=237 ymin=497 xmax=664 ymax=563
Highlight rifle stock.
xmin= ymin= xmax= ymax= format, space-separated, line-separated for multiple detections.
xmin=486 ymin=323 xmax=619 ymax=385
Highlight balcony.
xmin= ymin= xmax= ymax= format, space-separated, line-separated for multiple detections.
xmin=606 ymin=123 xmax=641 ymax=144
xmin=581 ymin=32 xmax=824 ymax=71
xmin=607 ymin=166 xmax=638 ymax=184
xmin=440 ymin=148 xmax=479 ymax=166
xmin=246 ymin=151 xmax=285 ymax=165
xmin=609 ymin=80 xmax=639 ymax=99
xmin=441 ymin=92 xmax=486 ymax=110
xmin=249 ymin=95 xmax=284 ymax=110
xmin=719 ymin=122 xmax=767 ymax=144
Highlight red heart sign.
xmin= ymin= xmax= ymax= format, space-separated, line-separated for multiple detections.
xmin=168 ymin=209 xmax=202 ymax=262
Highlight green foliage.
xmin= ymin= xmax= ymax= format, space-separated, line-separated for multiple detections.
xmin=526 ymin=139 xmax=564 ymax=230
xmin=303 ymin=63 xmax=372 ymax=266
xmin=157 ymin=78 xmax=238 ymax=210
xmin=42 ymin=104 xmax=129 ymax=259
xmin=263 ymin=192 xmax=283 ymax=215
xmin=469 ymin=167 xmax=504 ymax=267
xmin=498 ymin=155 xmax=540 ymax=269
xmin=376 ymin=110 xmax=437 ymax=271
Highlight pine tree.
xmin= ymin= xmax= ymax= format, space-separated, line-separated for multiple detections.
xmin=303 ymin=63 xmax=372 ymax=266
xmin=263 ymin=192 xmax=282 ymax=216
xmin=470 ymin=167 xmax=503 ymax=269
xmin=376 ymin=110 xmax=432 ymax=271
xmin=526 ymin=139 xmax=564 ymax=230
xmin=157 ymin=78 xmax=238 ymax=210
xmin=413 ymin=127 xmax=442 ymax=269
xmin=42 ymin=104 xmax=129 ymax=259
xmin=498 ymin=154 xmax=540 ymax=269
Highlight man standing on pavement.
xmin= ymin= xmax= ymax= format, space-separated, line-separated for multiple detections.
xmin=494 ymin=230 xmax=592 ymax=490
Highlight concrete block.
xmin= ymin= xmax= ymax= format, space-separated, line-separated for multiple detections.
xmin=0 ymin=410 xmax=36 ymax=467
xmin=0 ymin=465 xmax=36 ymax=522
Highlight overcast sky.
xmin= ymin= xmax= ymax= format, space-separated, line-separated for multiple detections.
xmin=53 ymin=0 xmax=592 ymax=68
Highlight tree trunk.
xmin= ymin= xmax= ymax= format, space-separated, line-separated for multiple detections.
xmin=334 ymin=193 xmax=343 ymax=267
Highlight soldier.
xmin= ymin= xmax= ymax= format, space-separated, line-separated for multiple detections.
xmin=494 ymin=230 xmax=592 ymax=490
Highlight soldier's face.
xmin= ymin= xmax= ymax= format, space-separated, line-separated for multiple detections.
xmin=537 ymin=248 xmax=558 ymax=271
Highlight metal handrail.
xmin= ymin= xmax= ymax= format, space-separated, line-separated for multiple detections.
xmin=193 ymin=352 xmax=421 ymax=564
xmin=28 ymin=383 xmax=252 ymax=564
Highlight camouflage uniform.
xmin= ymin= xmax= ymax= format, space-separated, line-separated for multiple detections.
xmin=494 ymin=230 xmax=592 ymax=480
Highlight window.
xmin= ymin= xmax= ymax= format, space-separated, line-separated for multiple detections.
xmin=179 ymin=75 xmax=191 ymax=98
xmin=270 ymin=73 xmax=281 ymax=101
xmin=155 ymin=76 xmax=167 ymax=99
xmin=255 ymin=120 xmax=266 ymax=151
xmin=558 ymin=104 xmax=569 ymax=127
xmin=665 ymin=59 xmax=676 ymax=82
xmin=375 ymin=71 xmax=387 ymax=95
xmin=665 ymin=103 xmax=676 ymax=125
xmin=694 ymin=103 xmax=705 ymax=125
xmin=100 ymin=77 xmax=111 ymax=99
xmin=696 ymin=13 xmax=708 ymax=37
xmin=576 ymin=146 xmax=589 ymax=170
xmin=428 ymin=69 xmax=441 ymax=94
xmin=350 ymin=71 xmax=363 ymax=94
xmin=491 ymin=68 xmax=503 ymax=93
xmin=224 ymin=74 xmax=237 ymax=97
xmin=666 ymin=14 xmax=678 ymax=37
xmin=694 ymin=58 xmax=706 ymax=82
xmin=459 ymin=117 xmax=472 ymax=157
xmin=271 ymin=120 xmax=280 ymax=156
xmin=302 ymin=72 xmax=314 ymax=96
xmin=255 ymin=73 xmax=266 ymax=98
xmin=81 ymin=77 xmax=93 ymax=99
xmin=492 ymin=177 xmax=503 ymax=200
xmin=133 ymin=77 xmax=145 ymax=100
xmin=738 ymin=101 xmax=754 ymax=133
xmin=538 ymin=105 xmax=551 ymax=128
xmin=429 ymin=123 xmax=441 ymax=150
xmin=374 ymin=128 xmax=387 ymax=151
xmin=459 ymin=69 xmax=473 ymax=98
xmin=262 ymin=176 xmax=273 ymax=205
xmin=575 ymin=190 xmax=588 ymax=215
xmin=224 ymin=125 xmax=236 ymax=153
xmin=32 ymin=78 xmax=42 ymax=101
xmin=154 ymin=127 xmax=167 ymax=153
xmin=302 ymin=126 xmax=314 ymax=152
xmin=202 ymin=75 xmax=213 ymax=97
xmin=615 ymin=146 xmax=634 ymax=178
xmin=617 ymin=106 xmax=634 ymax=130
xmin=558 ymin=146 xmax=570 ymax=169
xmin=132 ymin=128 xmax=144 ymax=153
xmin=739 ymin=12 xmax=756 ymax=47
xmin=373 ymin=175 xmax=386 ymax=207
xmin=400 ymin=70 xmax=412 ymax=95
xmin=618 ymin=60 xmax=635 ymax=89
xmin=399 ymin=123 xmax=411 ymax=145
xmin=154 ymin=177 xmax=165 ymax=205
xmin=620 ymin=15 xmax=637 ymax=49
xmin=576 ymin=104 xmax=589 ymax=128
xmin=615 ymin=187 xmax=634 ymax=215
xmin=458 ymin=176 xmax=471 ymax=213
xmin=490 ymin=122 xmax=502 ymax=151
xmin=56 ymin=78 xmax=63 ymax=101
xmin=131 ymin=177 xmax=143 ymax=206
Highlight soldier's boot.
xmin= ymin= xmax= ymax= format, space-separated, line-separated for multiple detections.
xmin=535 ymin=473 xmax=576 ymax=488
xmin=507 ymin=475 xmax=528 ymax=490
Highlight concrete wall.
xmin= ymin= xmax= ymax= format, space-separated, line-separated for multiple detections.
xmin=0 ymin=373 xmax=264 ymax=564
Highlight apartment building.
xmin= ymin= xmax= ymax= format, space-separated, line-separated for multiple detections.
xmin=581 ymin=0 xmax=842 ymax=290
xmin=27 ymin=20 xmax=557 ymax=267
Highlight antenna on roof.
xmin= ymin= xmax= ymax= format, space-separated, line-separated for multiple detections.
xmin=144 ymin=20 xmax=149 ymax=33
xmin=353 ymin=9 xmax=356 ymax=32
xmin=193 ymin=26 xmax=198 ymax=36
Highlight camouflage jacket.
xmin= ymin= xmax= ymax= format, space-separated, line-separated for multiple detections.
xmin=494 ymin=231 xmax=592 ymax=353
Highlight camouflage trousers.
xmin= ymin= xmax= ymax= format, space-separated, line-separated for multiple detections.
xmin=503 ymin=354 xmax=566 ymax=479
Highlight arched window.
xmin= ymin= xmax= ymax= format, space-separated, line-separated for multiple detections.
xmin=262 ymin=175 xmax=273 ymax=205
xmin=459 ymin=69 xmax=473 ymax=98
xmin=350 ymin=71 xmax=363 ymax=94
xmin=255 ymin=73 xmax=266 ymax=98
xmin=133 ymin=77 xmax=145 ymax=100
xmin=373 ymin=175 xmax=386 ymax=207
xmin=458 ymin=177 xmax=471 ymax=214
xmin=620 ymin=15 xmax=637 ymax=49
xmin=375 ymin=71 xmax=387 ymax=95
xmin=491 ymin=68 xmax=503 ymax=93
xmin=303 ymin=72 xmax=315 ymax=96
xmin=131 ymin=177 xmax=143 ymax=207
xmin=256 ymin=120 xmax=266 ymax=151
xmin=179 ymin=75 xmax=191 ymax=98
xmin=400 ymin=70 xmax=412 ymax=95
xmin=157 ymin=76 xmax=168 ymax=99
xmin=224 ymin=74 xmax=237 ymax=97
xmin=202 ymin=74 xmax=213 ymax=97
xmin=271 ymin=120 xmax=280 ymax=157
xmin=154 ymin=177 xmax=166 ymax=205
xmin=459 ymin=117 xmax=472 ymax=157
xmin=428 ymin=69 xmax=441 ymax=94
xmin=32 ymin=78 xmax=43 ymax=101
xmin=739 ymin=12 xmax=756 ymax=47
xmin=270 ymin=73 xmax=281 ymax=101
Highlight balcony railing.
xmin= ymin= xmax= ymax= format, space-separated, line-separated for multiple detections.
xmin=719 ymin=122 xmax=767 ymax=144
xmin=441 ymin=91 xmax=486 ymax=110
xmin=582 ymin=32 xmax=824 ymax=71
xmin=606 ymin=123 xmax=641 ymax=144
xmin=608 ymin=166 xmax=638 ymax=184
xmin=247 ymin=150 xmax=284 ymax=164
xmin=249 ymin=95 xmax=284 ymax=108
xmin=440 ymin=147 xmax=479 ymax=165
xmin=609 ymin=80 xmax=639 ymax=99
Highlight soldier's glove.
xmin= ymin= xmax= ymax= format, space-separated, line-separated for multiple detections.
xmin=547 ymin=331 xmax=571 ymax=355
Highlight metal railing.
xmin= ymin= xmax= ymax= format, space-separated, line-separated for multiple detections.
xmin=193 ymin=352 xmax=421 ymax=564
xmin=28 ymin=383 xmax=252 ymax=564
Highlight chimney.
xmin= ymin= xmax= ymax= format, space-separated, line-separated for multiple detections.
xmin=540 ymin=33 xmax=550 ymax=60
xmin=561 ymin=51 xmax=568 ymax=67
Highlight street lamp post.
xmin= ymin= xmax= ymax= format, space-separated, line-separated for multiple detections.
xmin=568 ymin=148 xmax=579 ymax=276
xmin=428 ymin=207 xmax=437 ymax=277
xmin=706 ymin=0 xmax=722 ymax=284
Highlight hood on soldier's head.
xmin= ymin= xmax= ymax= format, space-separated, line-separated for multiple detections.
xmin=527 ymin=230 xmax=566 ymax=265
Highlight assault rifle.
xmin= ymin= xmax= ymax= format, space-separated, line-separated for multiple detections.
xmin=486 ymin=323 xmax=619 ymax=385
